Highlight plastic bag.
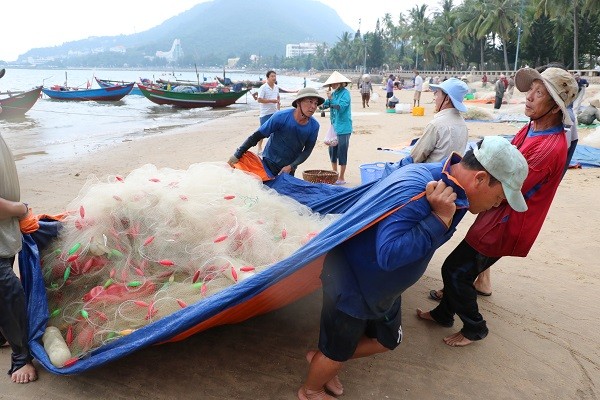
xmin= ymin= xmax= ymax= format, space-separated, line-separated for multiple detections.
xmin=324 ymin=125 xmax=338 ymax=147
xmin=371 ymin=92 xmax=379 ymax=103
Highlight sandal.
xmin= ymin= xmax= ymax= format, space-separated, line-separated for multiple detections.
xmin=334 ymin=179 xmax=346 ymax=185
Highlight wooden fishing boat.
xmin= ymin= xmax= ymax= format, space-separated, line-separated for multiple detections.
xmin=0 ymin=86 xmax=43 ymax=118
xmin=95 ymin=78 xmax=143 ymax=96
xmin=156 ymin=78 xmax=219 ymax=91
xmin=42 ymin=82 xmax=134 ymax=101
xmin=216 ymin=76 xmax=263 ymax=88
xmin=137 ymin=83 xmax=251 ymax=108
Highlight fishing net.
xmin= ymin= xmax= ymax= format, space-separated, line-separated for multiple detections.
xmin=40 ymin=163 xmax=338 ymax=364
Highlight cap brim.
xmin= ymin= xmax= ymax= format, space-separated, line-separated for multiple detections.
xmin=503 ymin=183 xmax=528 ymax=212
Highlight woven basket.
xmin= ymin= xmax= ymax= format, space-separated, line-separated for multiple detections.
xmin=302 ymin=169 xmax=339 ymax=184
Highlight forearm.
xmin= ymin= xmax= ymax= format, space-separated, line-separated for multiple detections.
xmin=0 ymin=198 xmax=28 ymax=220
xmin=233 ymin=131 xmax=265 ymax=159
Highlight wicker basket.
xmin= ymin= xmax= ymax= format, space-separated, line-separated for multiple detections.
xmin=302 ymin=169 xmax=339 ymax=184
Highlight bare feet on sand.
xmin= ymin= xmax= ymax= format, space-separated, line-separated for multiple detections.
xmin=297 ymin=387 xmax=337 ymax=400
xmin=305 ymin=350 xmax=344 ymax=396
xmin=416 ymin=308 xmax=436 ymax=322
xmin=11 ymin=363 xmax=37 ymax=384
xmin=443 ymin=332 xmax=473 ymax=347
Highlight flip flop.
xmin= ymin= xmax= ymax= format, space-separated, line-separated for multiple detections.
xmin=429 ymin=289 xmax=443 ymax=301
xmin=335 ymin=179 xmax=346 ymax=185
xmin=476 ymin=290 xmax=492 ymax=296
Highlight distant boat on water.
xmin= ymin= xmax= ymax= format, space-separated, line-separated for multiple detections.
xmin=42 ymin=82 xmax=135 ymax=101
xmin=95 ymin=77 xmax=143 ymax=96
xmin=137 ymin=83 xmax=251 ymax=108
xmin=0 ymin=86 xmax=43 ymax=118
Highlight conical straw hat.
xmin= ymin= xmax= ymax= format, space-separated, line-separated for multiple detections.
xmin=323 ymin=71 xmax=351 ymax=86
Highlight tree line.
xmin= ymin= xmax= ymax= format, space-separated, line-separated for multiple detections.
xmin=267 ymin=0 xmax=600 ymax=73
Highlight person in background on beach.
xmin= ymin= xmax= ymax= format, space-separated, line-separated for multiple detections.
xmin=228 ymin=87 xmax=324 ymax=177
xmin=0 ymin=134 xmax=38 ymax=384
xmin=256 ymin=70 xmax=280 ymax=156
xmin=419 ymin=67 xmax=578 ymax=347
xmin=359 ymin=75 xmax=373 ymax=108
xmin=385 ymin=74 xmax=394 ymax=108
xmin=572 ymin=72 xmax=589 ymax=112
xmin=413 ymin=70 xmax=424 ymax=107
xmin=297 ymin=136 xmax=529 ymax=400
xmin=493 ymin=74 xmax=506 ymax=110
xmin=409 ymin=78 xmax=469 ymax=164
xmin=481 ymin=73 xmax=488 ymax=88
xmin=321 ymin=71 xmax=352 ymax=185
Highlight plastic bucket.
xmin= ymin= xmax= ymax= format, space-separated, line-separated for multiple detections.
xmin=360 ymin=162 xmax=386 ymax=184
xmin=464 ymin=93 xmax=475 ymax=100
xmin=412 ymin=106 xmax=425 ymax=116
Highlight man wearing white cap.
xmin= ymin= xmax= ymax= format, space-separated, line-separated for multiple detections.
xmin=409 ymin=77 xmax=469 ymax=163
xmin=298 ymin=136 xmax=528 ymax=400
xmin=419 ymin=67 xmax=578 ymax=347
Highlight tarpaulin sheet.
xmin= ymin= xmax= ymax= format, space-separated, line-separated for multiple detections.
xmin=18 ymin=167 xmax=418 ymax=374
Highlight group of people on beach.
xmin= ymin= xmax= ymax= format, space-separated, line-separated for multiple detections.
xmin=227 ymin=65 xmax=578 ymax=399
xmin=0 ymin=62 xmax=580 ymax=400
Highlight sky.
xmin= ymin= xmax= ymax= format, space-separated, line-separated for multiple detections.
xmin=1 ymin=0 xmax=444 ymax=62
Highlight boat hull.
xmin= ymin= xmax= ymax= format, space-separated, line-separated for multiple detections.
xmin=137 ymin=84 xmax=250 ymax=108
xmin=95 ymin=78 xmax=143 ymax=96
xmin=42 ymin=83 xmax=134 ymax=101
xmin=0 ymin=86 xmax=42 ymax=118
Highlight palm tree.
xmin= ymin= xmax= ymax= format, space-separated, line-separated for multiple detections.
xmin=408 ymin=5 xmax=430 ymax=69
xmin=428 ymin=0 xmax=466 ymax=70
xmin=457 ymin=0 xmax=489 ymax=70
xmin=537 ymin=0 xmax=580 ymax=69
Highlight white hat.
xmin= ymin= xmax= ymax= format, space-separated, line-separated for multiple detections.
xmin=323 ymin=71 xmax=351 ymax=87
xmin=473 ymin=136 xmax=529 ymax=212
xmin=429 ymin=78 xmax=469 ymax=112
xmin=515 ymin=67 xmax=578 ymax=125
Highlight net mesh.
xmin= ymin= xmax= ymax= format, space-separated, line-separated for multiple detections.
xmin=40 ymin=163 xmax=338 ymax=362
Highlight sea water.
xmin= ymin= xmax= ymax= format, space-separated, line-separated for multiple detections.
xmin=0 ymin=68 xmax=311 ymax=163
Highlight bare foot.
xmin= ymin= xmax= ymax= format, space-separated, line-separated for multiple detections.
xmin=297 ymin=386 xmax=336 ymax=400
xmin=443 ymin=332 xmax=473 ymax=347
xmin=416 ymin=308 xmax=435 ymax=322
xmin=306 ymin=350 xmax=343 ymax=396
xmin=11 ymin=363 xmax=37 ymax=384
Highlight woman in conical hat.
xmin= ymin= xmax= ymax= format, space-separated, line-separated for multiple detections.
xmin=321 ymin=71 xmax=353 ymax=185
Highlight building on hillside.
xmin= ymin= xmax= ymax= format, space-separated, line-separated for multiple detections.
xmin=286 ymin=42 xmax=319 ymax=58
xmin=227 ymin=58 xmax=240 ymax=68
xmin=156 ymin=39 xmax=184 ymax=63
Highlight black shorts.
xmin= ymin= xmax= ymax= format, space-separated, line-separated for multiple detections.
xmin=317 ymin=292 xmax=403 ymax=362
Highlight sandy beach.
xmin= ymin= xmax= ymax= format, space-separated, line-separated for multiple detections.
xmin=2 ymin=83 xmax=599 ymax=399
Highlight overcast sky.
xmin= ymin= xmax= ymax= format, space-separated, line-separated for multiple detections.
xmin=1 ymin=0 xmax=446 ymax=61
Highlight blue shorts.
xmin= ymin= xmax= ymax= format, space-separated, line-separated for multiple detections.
xmin=259 ymin=113 xmax=274 ymax=127
xmin=328 ymin=133 xmax=350 ymax=165
xmin=318 ymin=291 xmax=403 ymax=362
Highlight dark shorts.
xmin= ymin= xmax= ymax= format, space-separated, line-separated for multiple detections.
xmin=318 ymin=292 xmax=403 ymax=362
xmin=386 ymin=92 xmax=394 ymax=99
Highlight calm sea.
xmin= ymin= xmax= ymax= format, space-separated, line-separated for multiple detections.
xmin=0 ymin=68 xmax=311 ymax=162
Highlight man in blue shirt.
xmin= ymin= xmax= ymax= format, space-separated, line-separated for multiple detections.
xmin=228 ymin=87 xmax=324 ymax=177
xmin=298 ymin=136 xmax=529 ymax=400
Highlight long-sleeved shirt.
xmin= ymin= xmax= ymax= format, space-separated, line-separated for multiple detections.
xmin=234 ymin=108 xmax=319 ymax=175
xmin=410 ymin=108 xmax=469 ymax=163
xmin=321 ymin=155 xmax=470 ymax=319
xmin=465 ymin=123 xmax=567 ymax=257
xmin=322 ymin=87 xmax=352 ymax=135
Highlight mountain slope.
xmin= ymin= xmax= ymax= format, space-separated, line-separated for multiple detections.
xmin=19 ymin=0 xmax=352 ymax=64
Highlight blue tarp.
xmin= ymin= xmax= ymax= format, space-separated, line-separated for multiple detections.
xmin=18 ymin=167 xmax=418 ymax=375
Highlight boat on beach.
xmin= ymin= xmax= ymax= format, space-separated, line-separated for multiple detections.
xmin=137 ymin=83 xmax=251 ymax=108
xmin=95 ymin=77 xmax=143 ymax=96
xmin=0 ymin=86 xmax=43 ymax=118
xmin=42 ymin=82 xmax=135 ymax=101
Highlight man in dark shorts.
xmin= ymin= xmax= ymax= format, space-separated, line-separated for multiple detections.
xmin=297 ymin=136 xmax=530 ymax=400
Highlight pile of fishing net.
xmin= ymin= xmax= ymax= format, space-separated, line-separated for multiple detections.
xmin=40 ymin=163 xmax=338 ymax=365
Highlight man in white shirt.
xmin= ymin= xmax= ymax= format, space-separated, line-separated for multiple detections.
xmin=256 ymin=70 xmax=280 ymax=155
xmin=413 ymin=70 xmax=424 ymax=107
xmin=410 ymin=78 xmax=469 ymax=163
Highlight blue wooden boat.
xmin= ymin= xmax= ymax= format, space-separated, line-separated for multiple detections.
xmin=42 ymin=82 xmax=134 ymax=101
xmin=95 ymin=78 xmax=143 ymax=96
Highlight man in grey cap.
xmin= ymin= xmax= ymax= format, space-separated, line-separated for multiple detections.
xmin=409 ymin=77 xmax=469 ymax=163
xmin=419 ymin=67 xmax=578 ymax=347
xmin=228 ymin=87 xmax=324 ymax=177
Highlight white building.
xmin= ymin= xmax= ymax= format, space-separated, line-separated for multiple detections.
xmin=156 ymin=39 xmax=184 ymax=62
xmin=285 ymin=42 xmax=319 ymax=58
